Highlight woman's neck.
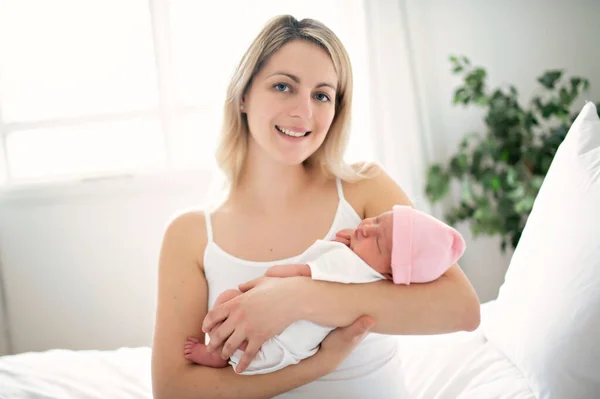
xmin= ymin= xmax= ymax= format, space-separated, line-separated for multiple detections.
xmin=228 ymin=148 xmax=323 ymax=214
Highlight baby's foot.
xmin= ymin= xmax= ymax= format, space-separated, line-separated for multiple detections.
xmin=184 ymin=336 xmax=229 ymax=368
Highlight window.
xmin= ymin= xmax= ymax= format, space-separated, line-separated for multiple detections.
xmin=0 ymin=0 xmax=373 ymax=187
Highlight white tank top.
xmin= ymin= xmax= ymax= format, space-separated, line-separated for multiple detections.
xmin=203 ymin=178 xmax=408 ymax=399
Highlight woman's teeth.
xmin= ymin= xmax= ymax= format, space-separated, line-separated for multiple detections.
xmin=276 ymin=125 xmax=309 ymax=137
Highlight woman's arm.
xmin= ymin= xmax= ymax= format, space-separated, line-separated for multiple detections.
xmin=295 ymin=264 xmax=479 ymax=335
xmin=297 ymin=165 xmax=480 ymax=334
xmin=238 ymin=264 xmax=478 ymax=336
xmin=151 ymin=212 xmax=335 ymax=399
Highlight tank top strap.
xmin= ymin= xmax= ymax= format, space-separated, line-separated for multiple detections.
xmin=335 ymin=176 xmax=345 ymax=201
xmin=204 ymin=210 xmax=214 ymax=243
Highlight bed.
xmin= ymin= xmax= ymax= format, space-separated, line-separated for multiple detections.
xmin=0 ymin=301 xmax=529 ymax=399
xmin=397 ymin=302 xmax=534 ymax=399
xmin=0 ymin=346 xmax=152 ymax=398
xmin=1 ymin=104 xmax=599 ymax=399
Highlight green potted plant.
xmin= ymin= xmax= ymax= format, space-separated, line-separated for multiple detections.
xmin=425 ymin=55 xmax=599 ymax=252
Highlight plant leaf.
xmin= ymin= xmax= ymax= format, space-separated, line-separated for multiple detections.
xmin=439 ymin=56 xmax=594 ymax=252
xmin=425 ymin=165 xmax=450 ymax=203
xmin=537 ymin=70 xmax=563 ymax=90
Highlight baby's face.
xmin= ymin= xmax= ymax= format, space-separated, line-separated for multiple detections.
xmin=350 ymin=211 xmax=394 ymax=280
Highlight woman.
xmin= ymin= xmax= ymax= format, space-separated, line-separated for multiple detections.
xmin=151 ymin=14 xmax=480 ymax=399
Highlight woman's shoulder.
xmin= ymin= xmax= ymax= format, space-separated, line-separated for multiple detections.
xmin=164 ymin=207 xmax=207 ymax=235
xmin=161 ymin=208 xmax=210 ymax=268
xmin=342 ymin=162 xmax=413 ymax=218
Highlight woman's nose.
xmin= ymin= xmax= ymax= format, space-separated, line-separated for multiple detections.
xmin=289 ymin=93 xmax=312 ymax=119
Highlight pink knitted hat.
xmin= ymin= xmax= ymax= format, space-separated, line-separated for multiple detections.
xmin=391 ymin=205 xmax=466 ymax=285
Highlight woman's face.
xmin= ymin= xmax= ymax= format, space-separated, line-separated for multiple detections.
xmin=242 ymin=39 xmax=338 ymax=166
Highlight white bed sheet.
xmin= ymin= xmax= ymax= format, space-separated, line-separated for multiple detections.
xmin=0 ymin=302 xmax=535 ymax=399
xmin=397 ymin=301 xmax=535 ymax=399
xmin=0 ymin=347 xmax=152 ymax=399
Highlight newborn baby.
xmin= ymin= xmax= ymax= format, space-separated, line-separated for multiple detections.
xmin=184 ymin=205 xmax=466 ymax=374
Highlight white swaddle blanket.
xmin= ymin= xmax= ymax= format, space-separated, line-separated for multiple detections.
xmin=229 ymin=240 xmax=385 ymax=375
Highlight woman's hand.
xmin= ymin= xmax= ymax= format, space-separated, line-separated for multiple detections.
xmin=314 ymin=315 xmax=374 ymax=375
xmin=201 ymin=276 xmax=307 ymax=373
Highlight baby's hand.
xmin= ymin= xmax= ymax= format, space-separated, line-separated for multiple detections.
xmin=332 ymin=229 xmax=354 ymax=247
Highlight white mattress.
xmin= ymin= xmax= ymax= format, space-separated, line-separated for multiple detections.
xmin=0 ymin=302 xmax=535 ymax=399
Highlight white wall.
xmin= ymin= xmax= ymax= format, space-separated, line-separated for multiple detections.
xmin=0 ymin=170 xmax=215 ymax=355
xmin=0 ymin=0 xmax=599 ymax=355
xmin=406 ymin=0 xmax=600 ymax=301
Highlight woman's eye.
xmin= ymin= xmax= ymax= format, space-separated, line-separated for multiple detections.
xmin=315 ymin=93 xmax=331 ymax=102
xmin=274 ymin=83 xmax=289 ymax=92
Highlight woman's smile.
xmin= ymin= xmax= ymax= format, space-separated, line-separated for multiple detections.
xmin=274 ymin=125 xmax=312 ymax=140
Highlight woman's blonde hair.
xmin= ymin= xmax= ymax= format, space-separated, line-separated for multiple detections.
xmin=215 ymin=14 xmax=376 ymax=189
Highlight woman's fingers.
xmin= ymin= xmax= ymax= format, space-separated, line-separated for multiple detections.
xmin=206 ymin=317 xmax=236 ymax=353
xmin=321 ymin=315 xmax=374 ymax=352
xmin=346 ymin=316 xmax=374 ymax=342
xmin=313 ymin=316 xmax=374 ymax=375
xmin=208 ymin=321 xmax=223 ymax=336
xmin=238 ymin=277 xmax=263 ymax=292
xmin=202 ymin=306 xmax=229 ymax=333
xmin=220 ymin=327 xmax=247 ymax=360
xmin=235 ymin=339 xmax=263 ymax=374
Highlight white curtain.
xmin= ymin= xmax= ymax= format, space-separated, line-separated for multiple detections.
xmin=362 ymin=0 xmax=434 ymax=213
xmin=0 ymin=249 xmax=10 ymax=355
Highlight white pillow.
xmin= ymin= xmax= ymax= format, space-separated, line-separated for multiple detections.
xmin=482 ymin=102 xmax=600 ymax=399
